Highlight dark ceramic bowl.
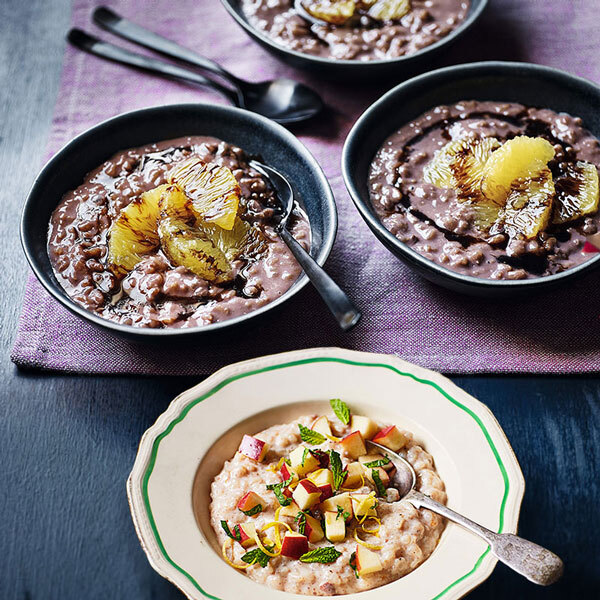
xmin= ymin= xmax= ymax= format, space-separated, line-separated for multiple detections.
xmin=220 ymin=0 xmax=488 ymax=80
xmin=342 ymin=61 xmax=600 ymax=297
xmin=21 ymin=103 xmax=336 ymax=340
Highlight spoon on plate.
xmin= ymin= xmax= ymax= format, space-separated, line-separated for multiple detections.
xmin=366 ymin=440 xmax=564 ymax=585
xmin=249 ymin=160 xmax=361 ymax=331
xmin=66 ymin=7 xmax=323 ymax=125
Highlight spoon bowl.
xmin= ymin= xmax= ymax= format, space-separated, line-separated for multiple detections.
xmin=366 ymin=440 xmax=564 ymax=586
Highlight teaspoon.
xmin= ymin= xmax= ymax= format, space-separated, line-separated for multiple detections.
xmin=366 ymin=440 xmax=564 ymax=586
xmin=249 ymin=160 xmax=361 ymax=331
xmin=87 ymin=6 xmax=323 ymax=124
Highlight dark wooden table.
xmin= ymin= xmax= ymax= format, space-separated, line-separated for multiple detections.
xmin=1 ymin=1 xmax=598 ymax=598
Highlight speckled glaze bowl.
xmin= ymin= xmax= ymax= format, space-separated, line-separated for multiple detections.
xmin=220 ymin=0 xmax=488 ymax=80
xmin=21 ymin=103 xmax=336 ymax=341
xmin=342 ymin=61 xmax=600 ymax=297
xmin=128 ymin=347 xmax=525 ymax=600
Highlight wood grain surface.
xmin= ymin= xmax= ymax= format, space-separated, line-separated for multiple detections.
xmin=0 ymin=0 xmax=598 ymax=598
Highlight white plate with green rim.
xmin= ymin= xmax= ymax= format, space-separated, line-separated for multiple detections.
xmin=127 ymin=347 xmax=525 ymax=599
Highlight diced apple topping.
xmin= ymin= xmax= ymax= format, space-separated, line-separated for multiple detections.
xmin=349 ymin=415 xmax=379 ymax=440
xmin=168 ymin=157 xmax=241 ymax=230
xmin=307 ymin=468 xmax=334 ymax=501
xmin=289 ymin=446 xmax=320 ymax=476
xmin=236 ymin=522 xmax=257 ymax=548
xmin=481 ymin=136 xmax=555 ymax=205
xmin=280 ymin=462 xmax=300 ymax=485
xmin=303 ymin=514 xmax=325 ymax=543
xmin=340 ymin=430 xmax=367 ymax=459
xmin=280 ymin=532 xmax=309 ymax=559
xmin=320 ymin=492 xmax=354 ymax=521
xmin=553 ymin=161 xmax=600 ymax=224
xmin=343 ymin=462 xmax=364 ymax=488
xmin=355 ymin=544 xmax=383 ymax=576
xmin=292 ymin=479 xmax=322 ymax=510
xmin=238 ymin=435 xmax=269 ymax=462
xmin=371 ymin=425 xmax=407 ymax=451
xmin=311 ymin=415 xmax=332 ymax=437
xmin=325 ymin=511 xmax=346 ymax=542
xmin=237 ymin=491 xmax=266 ymax=516
xmin=279 ymin=500 xmax=301 ymax=518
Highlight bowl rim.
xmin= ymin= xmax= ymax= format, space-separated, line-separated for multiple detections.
xmin=219 ymin=0 xmax=489 ymax=68
xmin=21 ymin=102 xmax=337 ymax=338
xmin=127 ymin=347 xmax=525 ymax=600
xmin=341 ymin=60 xmax=600 ymax=290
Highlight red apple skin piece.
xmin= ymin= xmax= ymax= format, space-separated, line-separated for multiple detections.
xmin=237 ymin=491 xmax=265 ymax=514
xmin=340 ymin=430 xmax=367 ymax=459
xmin=280 ymin=463 xmax=299 ymax=484
xmin=235 ymin=523 xmax=256 ymax=548
xmin=280 ymin=532 xmax=309 ymax=559
xmin=583 ymin=241 xmax=600 ymax=253
xmin=282 ymin=486 xmax=293 ymax=499
xmin=292 ymin=479 xmax=322 ymax=510
xmin=371 ymin=425 xmax=407 ymax=452
xmin=238 ymin=435 xmax=269 ymax=462
xmin=317 ymin=483 xmax=334 ymax=501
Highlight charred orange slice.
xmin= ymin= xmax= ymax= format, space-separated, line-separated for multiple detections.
xmin=107 ymin=183 xmax=169 ymax=276
xmin=552 ymin=161 xmax=599 ymax=224
xmin=169 ymin=157 xmax=241 ymax=231
xmin=481 ymin=136 xmax=555 ymax=204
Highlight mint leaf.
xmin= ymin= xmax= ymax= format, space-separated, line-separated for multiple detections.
xmin=330 ymin=399 xmax=350 ymax=425
xmin=240 ymin=504 xmax=263 ymax=517
xmin=294 ymin=510 xmax=308 ymax=535
xmin=328 ymin=450 xmax=345 ymax=491
xmin=266 ymin=476 xmax=293 ymax=507
xmin=298 ymin=423 xmax=326 ymax=445
xmin=220 ymin=520 xmax=241 ymax=541
xmin=364 ymin=457 xmax=391 ymax=468
xmin=371 ymin=469 xmax=386 ymax=497
xmin=349 ymin=551 xmax=359 ymax=578
xmin=301 ymin=447 xmax=310 ymax=466
xmin=310 ymin=448 xmax=330 ymax=468
xmin=336 ymin=505 xmax=350 ymax=521
xmin=241 ymin=547 xmax=271 ymax=568
xmin=299 ymin=546 xmax=342 ymax=564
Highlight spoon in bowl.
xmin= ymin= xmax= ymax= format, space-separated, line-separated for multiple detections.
xmin=249 ymin=160 xmax=361 ymax=331
xmin=366 ymin=439 xmax=564 ymax=585
xmin=82 ymin=6 xmax=323 ymax=124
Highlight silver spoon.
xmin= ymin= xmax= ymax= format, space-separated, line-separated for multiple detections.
xmin=366 ymin=439 xmax=564 ymax=586
xmin=249 ymin=160 xmax=361 ymax=331
xmin=84 ymin=6 xmax=323 ymax=125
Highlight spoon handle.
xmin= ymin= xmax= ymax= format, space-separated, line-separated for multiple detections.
xmin=406 ymin=489 xmax=564 ymax=586
xmin=278 ymin=227 xmax=361 ymax=331
xmin=67 ymin=29 xmax=238 ymax=105
xmin=93 ymin=7 xmax=235 ymax=84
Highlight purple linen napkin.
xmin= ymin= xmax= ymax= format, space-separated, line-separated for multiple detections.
xmin=11 ymin=0 xmax=600 ymax=374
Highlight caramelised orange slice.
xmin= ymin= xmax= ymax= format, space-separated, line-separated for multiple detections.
xmin=480 ymin=136 xmax=555 ymax=204
xmin=169 ymin=157 xmax=241 ymax=231
xmin=107 ymin=183 xmax=169 ymax=276
xmin=552 ymin=161 xmax=599 ymax=224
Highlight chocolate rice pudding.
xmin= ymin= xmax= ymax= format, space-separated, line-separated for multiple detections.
xmin=48 ymin=137 xmax=310 ymax=328
xmin=240 ymin=0 xmax=470 ymax=61
xmin=369 ymin=101 xmax=600 ymax=280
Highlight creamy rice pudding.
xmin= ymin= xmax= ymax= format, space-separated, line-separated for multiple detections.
xmin=48 ymin=137 xmax=309 ymax=328
xmin=210 ymin=401 xmax=446 ymax=595
xmin=369 ymin=101 xmax=600 ymax=280
xmin=241 ymin=0 xmax=470 ymax=61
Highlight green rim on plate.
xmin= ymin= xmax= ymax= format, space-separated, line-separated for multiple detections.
xmin=141 ymin=357 xmax=510 ymax=599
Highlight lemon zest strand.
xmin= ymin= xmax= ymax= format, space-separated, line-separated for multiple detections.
xmin=255 ymin=532 xmax=281 ymax=557
xmin=353 ymin=528 xmax=383 ymax=551
xmin=262 ymin=521 xmax=293 ymax=549
xmin=221 ymin=539 xmax=251 ymax=569
xmin=267 ymin=457 xmax=285 ymax=473
xmin=361 ymin=517 xmax=381 ymax=536
xmin=341 ymin=472 xmax=365 ymax=492
xmin=326 ymin=434 xmax=342 ymax=442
